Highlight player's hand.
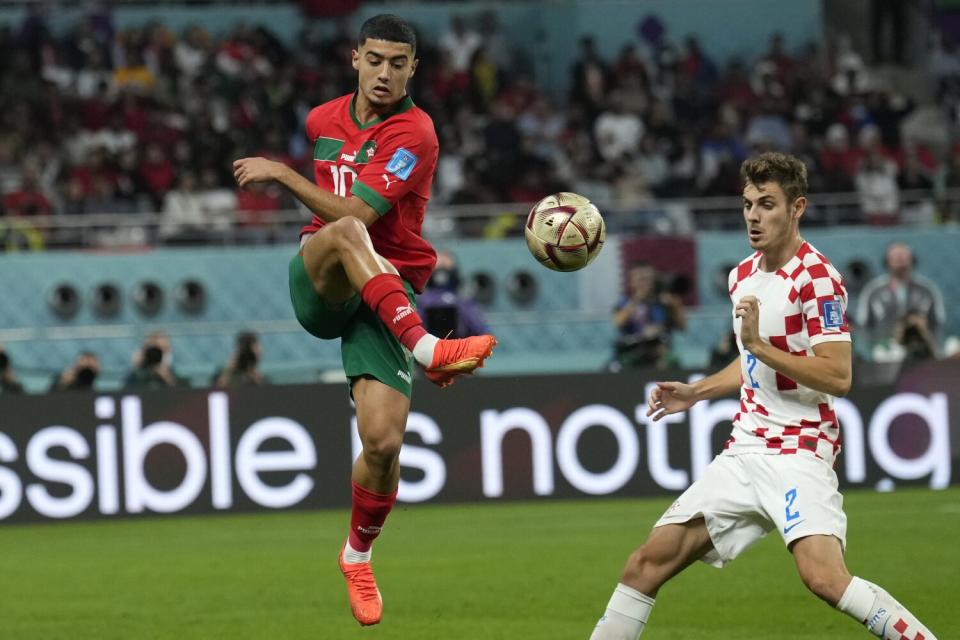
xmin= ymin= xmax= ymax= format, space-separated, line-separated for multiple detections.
xmin=233 ymin=157 xmax=284 ymax=188
xmin=646 ymin=381 xmax=697 ymax=421
xmin=735 ymin=295 xmax=761 ymax=350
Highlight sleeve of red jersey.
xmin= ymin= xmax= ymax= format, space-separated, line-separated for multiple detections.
xmin=349 ymin=125 xmax=438 ymax=216
xmin=797 ymin=264 xmax=851 ymax=346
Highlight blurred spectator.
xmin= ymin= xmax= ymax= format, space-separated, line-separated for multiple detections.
xmin=236 ymin=181 xmax=284 ymax=226
xmin=819 ymin=124 xmax=860 ymax=192
xmin=125 ymin=331 xmax=184 ymax=388
xmin=611 ymin=262 xmax=686 ymax=369
xmin=51 ymin=351 xmax=100 ymax=391
xmin=439 ymin=16 xmax=481 ymax=78
xmin=855 ymin=147 xmax=899 ymax=224
xmin=212 ymin=331 xmax=266 ymax=387
xmin=570 ymin=36 xmax=611 ymax=120
xmin=160 ymin=171 xmax=209 ymax=243
xmin=678 ymin=35 xmax=717 ymax=89
xmin=417 ymin=251 xmax=490 ymax=339
xmin=3 ymin=170 xmax=52 ymax=216
xmin=856 ymin=243 xmax=947 ymax=361
xmin=871 ymin=0 xmax=907 ymax=64
xmin=0 ymin=346 xmax=24 ymax=394
xmin=594 ymin=91 xmax=643 ymax=163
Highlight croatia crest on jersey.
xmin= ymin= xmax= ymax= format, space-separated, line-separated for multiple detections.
xmin=820 ymin=297 xmax=844 ymax=329
xmin=386 ymin=148 xmax=418 ymax=180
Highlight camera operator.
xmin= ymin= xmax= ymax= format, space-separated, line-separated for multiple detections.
xmin=125 ymin=331 xmax=184 ymax=389
xmin=611 ymin=262 xmax=687 ymax=369
xmin=417 ymin=251 xmax=490 ymax=339
xmin=212 ymin=331 xmax=266 ymax=387
xmin=51 ymin=351 xmax=100 ymax=391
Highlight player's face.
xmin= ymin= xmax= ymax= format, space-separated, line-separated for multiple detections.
xmin=352 ymin=39 xmax=418 ymax=109
xmin=742 ymin=181 xmax=804 ymax=252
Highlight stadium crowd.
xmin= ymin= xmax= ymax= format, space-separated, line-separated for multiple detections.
xmin=0 ymin=5 xmax=959 ymax=240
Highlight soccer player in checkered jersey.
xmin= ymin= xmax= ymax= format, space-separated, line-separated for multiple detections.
xmin=233 ymin=15 xmax=496 ymax=627
xmin=588 ymin=153 xmax=938 ymax=640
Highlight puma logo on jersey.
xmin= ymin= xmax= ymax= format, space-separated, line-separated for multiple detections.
xmin=396 ymin=369 xmax=412 ymax=383
xmin=340 ymin=152 xmax=356 ymax=161
xmin=382 ymin=173 xmax=398 ymax=189
xmin=392 ymin=304 xmax=414 ymax=324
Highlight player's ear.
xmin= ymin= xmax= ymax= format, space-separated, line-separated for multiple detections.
xmin=409 ymin=56 xmax=419 ymax=78
xmin=792 ymin=196 xmax=807 ymax=221
xmin=351 ymin=49 xmax=360 ymax=71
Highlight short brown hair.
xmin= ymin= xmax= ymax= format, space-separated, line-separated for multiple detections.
xmin=740 ymin=152 xmax=808 ymax=203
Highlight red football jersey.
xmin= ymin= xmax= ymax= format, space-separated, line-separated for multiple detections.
xmin=301 ymin=92 xmax=439 ymax=292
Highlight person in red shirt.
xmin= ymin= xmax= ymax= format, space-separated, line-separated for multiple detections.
xmin=233 ymin=15 xmax=496 ymax=627
xmin=3 ymin=171 xmax=52 ymax=216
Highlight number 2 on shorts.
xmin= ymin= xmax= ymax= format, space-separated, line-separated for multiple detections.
xmin=785 ymin=487 xmax=801 ymax=522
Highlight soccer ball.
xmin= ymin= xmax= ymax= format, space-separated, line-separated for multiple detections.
xmin=524 ymin=192 xmax=606 ymax=272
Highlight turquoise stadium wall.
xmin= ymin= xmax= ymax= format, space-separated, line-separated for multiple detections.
xmin=0 ymin=226 xmax=955 ymax=392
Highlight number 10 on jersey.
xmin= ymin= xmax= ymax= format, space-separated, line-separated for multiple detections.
xmin=330 ymin=165 xmax=357 ymax=197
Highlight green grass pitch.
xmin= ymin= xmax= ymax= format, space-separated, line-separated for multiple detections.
xmin=0 ymin=487 xmax=955 ymax=639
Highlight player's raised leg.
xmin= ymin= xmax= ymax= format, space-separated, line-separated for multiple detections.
xmin=337 ymin=376 xmax=410 ymax=626
xmin=590 ymin=519 xmax=714 ymax=639
xmin=301 ymin=218 xmax=496 ymax=386
xmin=792 ymin=535 xmax=938 ymax=639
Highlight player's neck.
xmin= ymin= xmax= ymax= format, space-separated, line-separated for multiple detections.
xmin=759 ymin=233 xmax=803 ymax=272
xmin=353 ymin=91 xmax=404 ymax=126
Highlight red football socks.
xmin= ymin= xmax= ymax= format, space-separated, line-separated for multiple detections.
xmin=348 ymin=481 xmax=398 ymax=552
xmin=360 ymin=273 xmax=428 ymax=351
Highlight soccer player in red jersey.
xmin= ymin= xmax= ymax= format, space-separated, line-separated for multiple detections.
xmin=233 ymin=15 xmax=496 ymax=627
xmin=588 ymin=153 xmax=938 ymax=640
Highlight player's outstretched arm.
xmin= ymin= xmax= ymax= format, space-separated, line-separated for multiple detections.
xmin=233 ymin=157 xmax=379 ymax=226
xmin=736 ymin=295 xmax=851 ymax=396
xmin=646 ymin=356 xmax=740 ymax=422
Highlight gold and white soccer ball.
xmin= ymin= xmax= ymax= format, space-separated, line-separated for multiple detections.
xmin=524 ymin=192 xmax=606 ymax=272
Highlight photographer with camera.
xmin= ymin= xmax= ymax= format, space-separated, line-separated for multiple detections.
xmin=125 ymin=331 xmax=185 ymax=389
xmin=51 ymin=351 xmax=100 ymax=391
xmin=856 ymin=242 xmax=946 ymax=363
xmin=212 ymin=331 xmax=266 ymax=388
xmin=416 ymin=251 xmax=490 ymax=340
xmin=0 ymin=345 xmax=24 ymax=394
xmin=611 ymin=262 xmax=687 ymax=370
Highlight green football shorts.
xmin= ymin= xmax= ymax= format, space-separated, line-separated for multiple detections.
xmin=288 ymin=252 xmax=414 ymax=398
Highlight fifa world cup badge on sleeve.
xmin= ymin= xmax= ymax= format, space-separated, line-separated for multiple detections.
xmin=386 ymin=148 xmax=418 ymax=180
xmin=821 ymin=298 xmax=843 ymax=329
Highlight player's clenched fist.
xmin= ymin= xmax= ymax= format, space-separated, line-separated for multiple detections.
xmin=735 ymin=295 xmax=761 ymax=350
xmin=233 ymin=157 xmax=285 ymax=188
xmin=646 ymin=381 xmax=698 ymax=421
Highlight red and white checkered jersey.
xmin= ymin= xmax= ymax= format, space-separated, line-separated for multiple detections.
xmin=723 ymin=241 xmax=851 ymax=465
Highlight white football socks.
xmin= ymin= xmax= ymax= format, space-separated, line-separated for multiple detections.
xmin=589 ymin=583 xmax=655 ymax=640
xmin=412 ymin=334 xmax=439 ymax=366
xmin=836 ymin=576 xmax=937 ymax=639
xmin=342 ymin=540 xmax=372 ymax=565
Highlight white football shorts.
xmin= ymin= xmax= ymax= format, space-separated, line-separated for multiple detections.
xmin=654 ymin=453 xmax=847 ymax=568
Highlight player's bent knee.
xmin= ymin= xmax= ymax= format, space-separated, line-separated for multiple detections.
xmin=361 ymin=433 xmax=403 ymax=467
xmin=330 ymin=216 xmax=369 ymax=248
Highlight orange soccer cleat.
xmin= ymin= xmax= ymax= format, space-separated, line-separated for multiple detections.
xmin=424 ymin=334 xmax=497 ymax=388
xmin=338 ymin=545 xmax=383 ymax=626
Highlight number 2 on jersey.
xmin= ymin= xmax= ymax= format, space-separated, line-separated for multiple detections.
xmin=330 ymin=165 xmax=357 ymax=197
xmin=745 ymin=351 xmax=760 ymax=389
